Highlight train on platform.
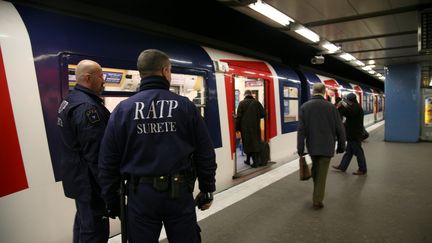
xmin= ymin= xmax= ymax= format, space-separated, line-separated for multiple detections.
xmin=0 ymin=1 xmax=384 ymax=242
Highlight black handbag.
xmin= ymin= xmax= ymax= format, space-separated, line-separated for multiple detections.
xmin=362 ymin=127 xmax=369 ymax=141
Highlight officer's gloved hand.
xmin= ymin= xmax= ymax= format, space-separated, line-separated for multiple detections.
xmin=106 ymin=201 xmax=120 ymax=219
xmin=195 ymin=192 xmax=213 ymax=211
xmin=336 ymin=147 xmax=345 ymax=154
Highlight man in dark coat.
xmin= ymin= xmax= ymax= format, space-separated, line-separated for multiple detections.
xmin=297 ymin=83 xmax=346 ymax=209
xmin=57 ymin=60 xmax=110 ymax=243
xmin=332 ymin=93 xmax=367 ymax=175
xmin=235 ymin=90 xmax=265 ymax=167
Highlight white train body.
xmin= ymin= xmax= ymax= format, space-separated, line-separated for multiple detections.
xmin=0 ymin=2 xmax=384 ymax=242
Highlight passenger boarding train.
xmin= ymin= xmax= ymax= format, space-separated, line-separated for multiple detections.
xmin=0 ymin=2 xmax=384 ymax=242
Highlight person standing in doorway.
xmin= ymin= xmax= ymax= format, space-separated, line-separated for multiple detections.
xmin=235 ymin=90 xmax=266 ymax=168
xmin=297 ymin=83 xmax=346 ymax=209
xmin=332 ymin=93 xmax=367 ymax=175
xmin=57 ymin=60 xmax=110 ymax=243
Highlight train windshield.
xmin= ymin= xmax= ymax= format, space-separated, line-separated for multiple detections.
xmin=67 ymin=64 xmax=206 ymax=116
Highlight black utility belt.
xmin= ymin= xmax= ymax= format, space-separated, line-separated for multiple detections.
xmin=135 ymin=174 xmax=187 ymax=184
xmin=130 ymin=172 xmax=195 ymax=199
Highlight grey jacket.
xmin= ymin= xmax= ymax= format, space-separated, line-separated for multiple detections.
xmin=297 ymin=95 xmax=346 ymax=157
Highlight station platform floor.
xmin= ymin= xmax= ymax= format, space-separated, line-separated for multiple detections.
xmin=110 ymin=121 xmax=432 ymax=242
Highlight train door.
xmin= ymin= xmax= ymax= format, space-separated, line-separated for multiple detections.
xmin=352 ymin=85 xmax=363 ymax=108
xmin=225 ymin=74 xmax=269 ymax=177
xmin=234 ymin=76 xmax=267 ymax=174
xmin=322 ymin=79 xmax=340 ymax=104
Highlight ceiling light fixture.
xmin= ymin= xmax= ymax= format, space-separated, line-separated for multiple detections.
xmin=354 ymin=60 xmax=365 ymax=66
xmin=248 ymin=0 xmax=294 ymax=26
xmin=321 ymin=42 xmax=340 ymax=53
xmin=339 ymin=53 xmax=356 ymax=61
xmin=294 ymin=26 xmax=320 ymax=43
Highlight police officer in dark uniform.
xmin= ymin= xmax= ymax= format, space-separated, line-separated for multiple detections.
xmin=99 ymin=49 xmax=217 ymax=243
xmin=57 ymin=60 xmax=110 ymax=243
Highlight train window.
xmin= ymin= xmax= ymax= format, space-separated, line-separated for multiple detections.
xmin=171 ymin=74 xmax=206 ymax=117
xmin=378 ymin=96 xmax=383 ymax=112
xmin=67 ymin=64 xmax=206 ymax=115
xmin=282 ymin=85 xmax=299 ymax=123
xmin=362 ymin=93 xmax=373 ymax=114
xmin=340 ymin=90 xmax=351 ymax=99
xmin=68 ymin=65 xmax=139 ymax=92
xmin=234 ymin=76 xmax=265 ymax=111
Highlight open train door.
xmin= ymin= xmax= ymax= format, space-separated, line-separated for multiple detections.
xmin=222 ymin=60 xmax=276 ymax=178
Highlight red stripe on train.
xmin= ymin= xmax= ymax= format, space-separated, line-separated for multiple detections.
xmin=0 ymin=46 xmax=29 ymax=197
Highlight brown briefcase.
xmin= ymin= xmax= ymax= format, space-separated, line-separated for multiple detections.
xmin=299 ymin=156 xmax=311 ymax=181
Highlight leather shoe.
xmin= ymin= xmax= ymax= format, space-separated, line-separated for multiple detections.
xmin=332 ymin=165 xmax=345 ymax=172
xmin=313 ymin=202 xmax=324 ymax=210
xmin=352 ymin=170 xmax=367 ymax=175
xmin=244 ymin=160 xmax=250 ymax=165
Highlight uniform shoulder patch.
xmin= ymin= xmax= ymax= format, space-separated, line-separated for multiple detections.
xmin=58 ymin=100 xmax=69 ymax=114
xmin=86 ymin=108 xmax=100 ymax=124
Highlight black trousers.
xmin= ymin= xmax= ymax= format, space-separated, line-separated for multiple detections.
xmin=73 ymin=197 xmax=109 ymax=243
xmin=127 ymin=183 xmax=201 ymax=243
xmin=339 ymin=140 xmax=367 ymax=172
xmin=246 ymin=152 xmax=261 ymax=166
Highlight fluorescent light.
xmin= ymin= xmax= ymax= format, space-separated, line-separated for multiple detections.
xmin=362 ymin=66 xmax=372 ymax=71
xmin=368 ymin=70 xmax=376 ymax=74
xmin=354 ymin=60 xmax=365 ymax=66
xmin=368 ymin=60 xmax=375 ymax=65
xmin=248 ymin=0 xmax=294 ymax=26
xmin=339 ymin=53 xmax=356 ymax=61
xmin=294 ymin=27 xmax=320 ymax=43
xmin=379 ymin=76 xmax=385 ymax=80
xmin=322 ymin=43 xmax=340 ymax=53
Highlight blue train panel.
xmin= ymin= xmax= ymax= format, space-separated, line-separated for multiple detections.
xmin=271 ymin=63 xmax=301 ymax=134
xmin=15 ymin=5 xmax=222 ymax=181
xmin=336 ymin=79 xmax=352 ymax=90
xmin=360 ymin=85 xmax=374 ymax=114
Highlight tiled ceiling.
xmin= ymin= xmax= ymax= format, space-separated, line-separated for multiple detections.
xmin=222 ymin=0 xmax=432 ymax=79
xmin=12 ymin=0 xmax=432 ymax=89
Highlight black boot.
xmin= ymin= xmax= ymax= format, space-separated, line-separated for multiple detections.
xmin=252 ymin=153 xmax=261 ymax=167
xmin=244 ymin=154 xmax=251 ymax=165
